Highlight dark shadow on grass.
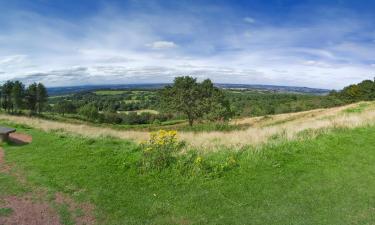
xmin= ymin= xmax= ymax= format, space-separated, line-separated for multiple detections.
xmin=5 ymin=137 xmax=30 ymax=146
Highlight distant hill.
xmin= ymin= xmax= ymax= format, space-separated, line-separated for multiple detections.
xmin=47 ymin=83 xmax=330 ymax=96
xmin=215 ymin=84 xmax=330 ymax=95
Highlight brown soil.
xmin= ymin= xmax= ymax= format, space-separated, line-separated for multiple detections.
xmin=55 ymin=193 xmax=95 ymax=225
xmin=8 ymin=133 xmax=33 ymax=145
xmin=0 ymin=195 xmax=61 ymax=225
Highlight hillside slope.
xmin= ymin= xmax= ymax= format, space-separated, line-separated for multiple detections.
xmin=1 ymin=102 xmax=375 ymax=150
xmin=1 ymin=121 xmax=375 ymax=224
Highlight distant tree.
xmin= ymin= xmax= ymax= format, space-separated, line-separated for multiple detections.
xmin=36 ymin=83 xmax=48 ymax=114
xmin=78 ymin=103 xmax=99 ymax=121
xmin=332 ymin=79 xmax=375 ymax=102
xmin=54 ymin=101 xmax=76 ymax=116
xmin=25 ymin=83 xmax=38 ymax=114
xmin=1 ymin=81 xmax=14 ymax=112
xmin=159 ymin=76 xmax=232 ymax=126
xmin=11 ymin=81 xmax=25 ymax=113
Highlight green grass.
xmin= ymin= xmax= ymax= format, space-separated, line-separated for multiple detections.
xmin=343 ymin=102 xmax=370 ymax=114
xmin=94 ymin=90 xmax=128 ymax=95
xmin=0 ymin=173 xmax=28 ymax=197
xmin=0 ymin=207 xmax=13 ymax=217
xmin=56 ymin=204 xmax=75 ymax=225
xmin=3 ymin=123 xmax=375 ymax=224
xmin=118 ymin=109 xmax=159 ymax=115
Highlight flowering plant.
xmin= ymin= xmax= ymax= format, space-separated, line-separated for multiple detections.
xmin=141 ymin=130 xmax=184 ymax=170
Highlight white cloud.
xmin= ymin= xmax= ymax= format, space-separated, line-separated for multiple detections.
xmin=0 ymin=55 xmax=28 ymax=66
xmin=0 ymin=4 xmax=374 ymax=89
xmin=147 ymin=41 xmax=178 ymax=50
xmin=243 ymin=17 xmax=255 ymax=24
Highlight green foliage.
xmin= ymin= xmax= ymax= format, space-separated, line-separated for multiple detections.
xmin=78 ymin=103 xmax=99 ymax=121
xmin=36 ymin=83 xmax=48 ymax=114
xmin=159 ymin=76 xmax=232 ymax=126
xmin=0 ymin=80 xmax=15 ymax=112
xmin=330 ymin=78 xmax=375 ymax=102
xmin=11 ymin=81 xmax=25 ymax=113
xmin=53 ymin=100 xmax=77 ymax=115
xmin=0 ymin=80 xmax=48 ymax=114
xmin=228 ymin=90 xmax=345 ymax=117
xmin=25 ymin=83 xmax=38 ymax=114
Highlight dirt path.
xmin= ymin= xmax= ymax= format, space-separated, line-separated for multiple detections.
xmin=0 ymin=134 xmax=95 ymax=225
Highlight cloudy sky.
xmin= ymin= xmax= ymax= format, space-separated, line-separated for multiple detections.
xmin=0 ymin=0 xmax=375 ymax=89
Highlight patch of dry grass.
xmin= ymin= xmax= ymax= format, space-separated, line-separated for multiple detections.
xmin=1 ymin=102 xmax=375 ymax=150
xmin=182 ymin=102 xmax=375 ymax=149
xmin=0 ymin=114 xmax=149 ymax=142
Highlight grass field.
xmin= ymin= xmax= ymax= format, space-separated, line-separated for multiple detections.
xmin=2 ymin=122 xmax=375 ymax=224
xmin=2 ymin=101 xmax=375 ymax=150
xmin=118 ymin=109 xmax=159 ymax=115
xmin=94 ymin=90 xmax=129 ymax=95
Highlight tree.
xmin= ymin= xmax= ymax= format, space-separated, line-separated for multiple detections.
xmin=159 ymin=76 xmax=202 ymax=126
xmin=199 ymin=79 xmax=233 ymax=121
xmin=1 ymin=81 xmax=14 ymax=112
xmin=11 ymin=81 xmax=25 ymax=113
xmin=54 ymin=100 xmax=76 ymax=116
xmin=26 ymin=83 xmax=38 ymax=114
xmin=78 ymin=103 xmax=99 ymax=121
xmin=36 ymin=83 xmax=48 ymax=114
xmin=159 ymin=76 xmax=232 ymax=126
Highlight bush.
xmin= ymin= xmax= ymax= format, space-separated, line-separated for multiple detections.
xmin=141 ymin=130 xmax=184 ymax=170
xmin=78 ymin=104 xmax=99 ymax=121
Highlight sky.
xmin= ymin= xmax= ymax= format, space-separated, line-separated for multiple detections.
xmin=0 ymin=0 xmax=375 ymax=89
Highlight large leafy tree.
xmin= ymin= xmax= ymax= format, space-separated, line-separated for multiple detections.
xmin=159 ymin=76 xmax=232 ymax=126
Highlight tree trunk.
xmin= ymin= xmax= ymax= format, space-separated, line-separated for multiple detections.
xmin=188 ymin=118 xmax=194 ymax=126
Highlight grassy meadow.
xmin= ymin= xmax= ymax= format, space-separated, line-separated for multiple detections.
xmin=2 ymin=101 xmax=375 ymax=149
xmin=1 ymin=118 xmax=375 ymax=224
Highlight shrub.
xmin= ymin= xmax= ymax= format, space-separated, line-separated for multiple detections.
xmin=141 ymin=130 xmax=184 ymax=170
xmin=78 ymin=103 xmax=99 ymax=121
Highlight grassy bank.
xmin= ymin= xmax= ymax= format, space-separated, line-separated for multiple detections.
xmin=2 ymin=122 xmax=375 ymax=224
xmin=2 ymin=102 xmax=375 ymax=150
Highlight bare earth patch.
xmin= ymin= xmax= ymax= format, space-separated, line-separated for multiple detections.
xmin=9 ymin=133 xmax=33 ymax=145
xmin=55 ymin=192 xmax=95 ymax=225
xmin=0 ymin=195 xmax=61 ymax=225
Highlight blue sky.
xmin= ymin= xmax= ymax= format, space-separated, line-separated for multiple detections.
xmin=0 ymin=0 xmax=375 ymax=89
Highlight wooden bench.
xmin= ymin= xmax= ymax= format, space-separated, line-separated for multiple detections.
xmin=0 ymin=126 xmax=16 ymax=142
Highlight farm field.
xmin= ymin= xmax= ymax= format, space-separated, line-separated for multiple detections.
xmin=1 ymin=116 xmax=375 ymax=224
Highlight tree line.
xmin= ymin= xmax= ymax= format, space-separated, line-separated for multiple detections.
xmin=0 ymin=80 xmax=48 ymax=114
xmin=1 ymin=76 xmax=374 ymax=127
xmin=329 ymin=78 xmax=375 ymax=102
